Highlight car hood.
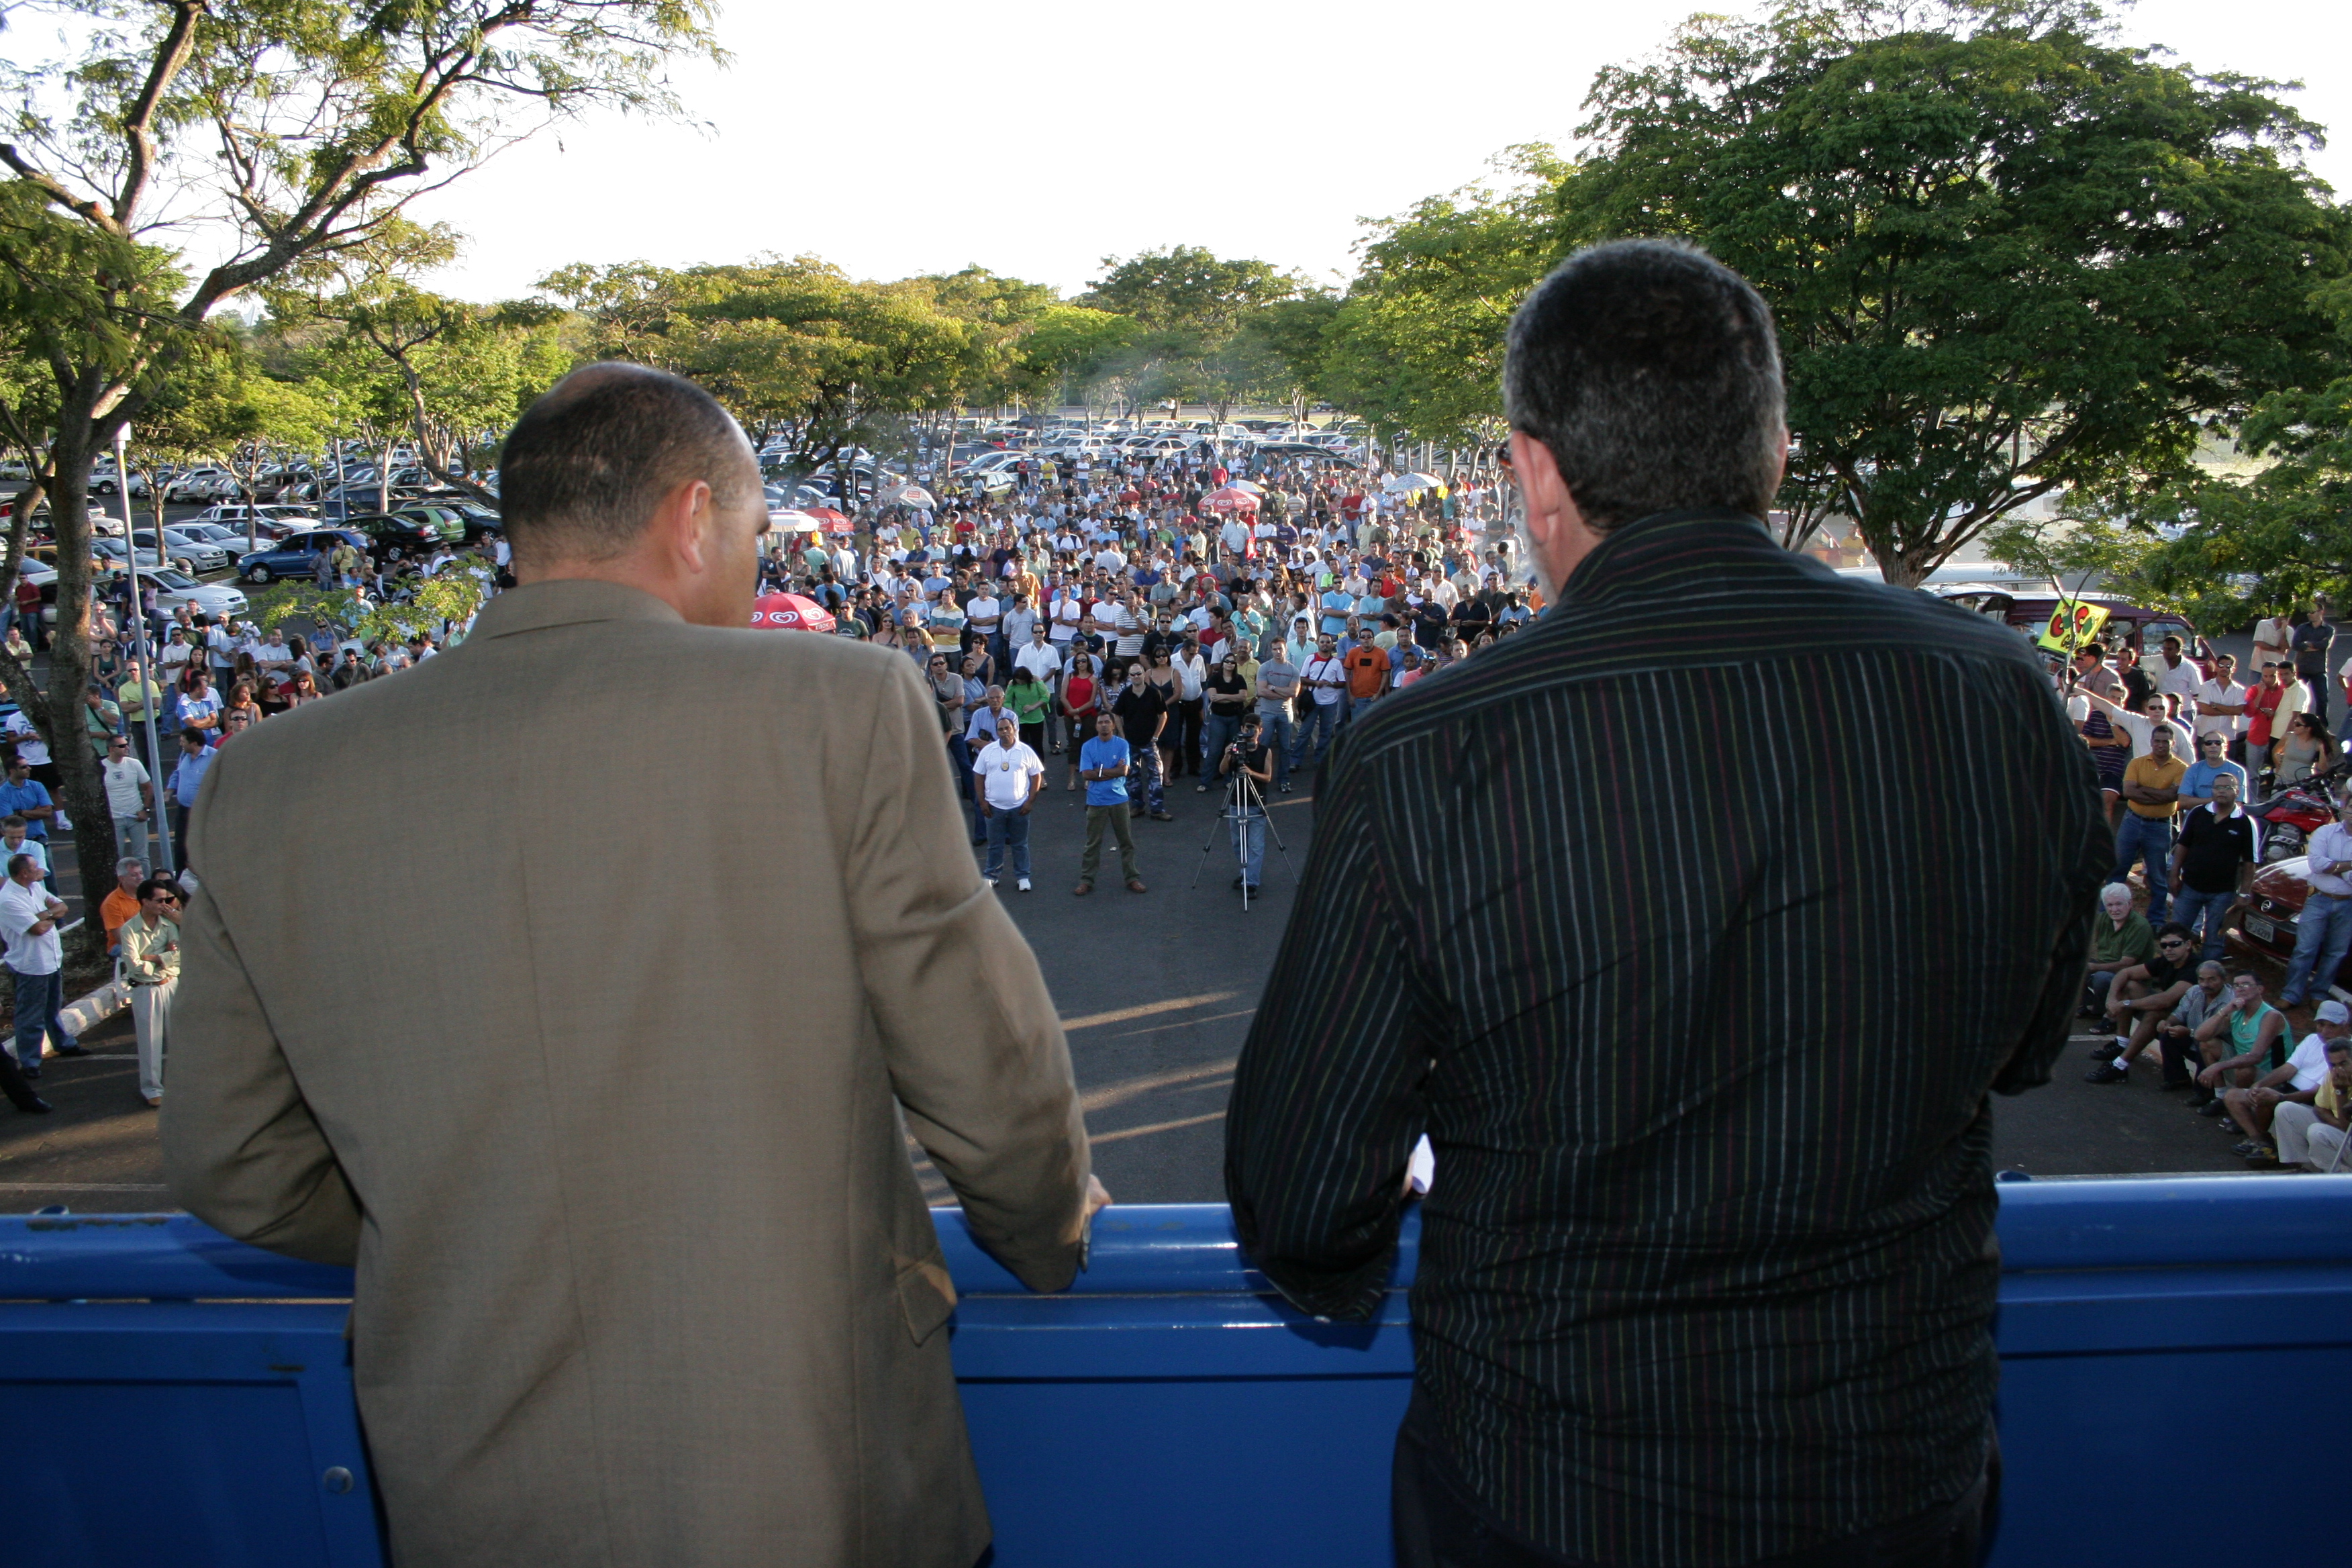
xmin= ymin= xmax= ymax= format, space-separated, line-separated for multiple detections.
xmin=2252 ymin=856 xmax=2312 ymax=910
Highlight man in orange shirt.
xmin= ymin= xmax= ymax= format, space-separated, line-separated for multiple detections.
xmin=1343 ymin=636 xmax=1391 ymax=712
xmin=99 ymin=856 xmax=146 ymax=950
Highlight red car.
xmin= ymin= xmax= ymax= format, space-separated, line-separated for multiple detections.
xmin=2229 ymin=856 xmax=2352 ymax=994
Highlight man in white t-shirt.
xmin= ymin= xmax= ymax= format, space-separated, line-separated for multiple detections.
xmin=972 ymin=714 xmax=1045 ymax=891
xmin=2195 ymin=654 xmax=2249 ymax=756
xmin=2148 ymin=636 xmax=2204 ymax=720
xmin=1294 ymin=632 xmax=1349 ymax=773
xmin=100 ymin=733 xmax=155 ymax=870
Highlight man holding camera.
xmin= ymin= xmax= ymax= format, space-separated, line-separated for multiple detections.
xmin=1218 ymin=714 xmax=1274 ymax=898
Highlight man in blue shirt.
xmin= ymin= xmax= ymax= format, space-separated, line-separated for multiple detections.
xmin=165 ymin=730 xmax=213 ymax=870
xmin=0 ymin=756 xmax=54 ymax=843
xmin=1318 ymin=582 xmax=1353 ymax=642
xmin=1075 ymin=709 xmax=1142 ymax=895
xmin=2178 ymin=732 xmax=2248 ymax=811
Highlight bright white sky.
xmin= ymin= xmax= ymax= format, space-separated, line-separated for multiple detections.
xmin=381 ymin=0 xmax=2350 ymax=302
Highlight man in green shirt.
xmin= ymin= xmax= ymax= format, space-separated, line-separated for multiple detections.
xmin=2085 ymin=881 xmax=2154 ymax=1016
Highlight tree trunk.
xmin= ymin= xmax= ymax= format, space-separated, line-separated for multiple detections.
xmin=37 ymin=413 xmax=124 ymax=967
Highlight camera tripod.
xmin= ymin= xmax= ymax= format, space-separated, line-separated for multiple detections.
xmin=1189 ymin=747 xmax=1294 ymax=910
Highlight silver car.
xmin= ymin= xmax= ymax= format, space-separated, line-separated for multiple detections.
xmin=131 ymin=528 xmax=233 ymax=574
xmin=143 ymin=568 xmax=249 ymax=621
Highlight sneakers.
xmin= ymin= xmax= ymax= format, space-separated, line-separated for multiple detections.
xmin=984 ymin=875 xmax=999 ymax=887
xmin=1016 ymin=877 xmax=1032 ymax=892
xmin=2232 ymin=1140 xmax=2278 ymax=1161
xmin=2085 ymin=1061 xmax=2130 ymax=1084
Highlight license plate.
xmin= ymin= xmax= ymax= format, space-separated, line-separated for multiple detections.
xmin=2244 ymin=916 xmax=2277 ymax=942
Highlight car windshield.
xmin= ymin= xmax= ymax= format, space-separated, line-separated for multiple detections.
xmin=148 ymin=569 xmax=197 ymax=589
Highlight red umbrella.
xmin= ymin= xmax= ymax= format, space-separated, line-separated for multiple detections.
xmin=750 ymin=592 xmax=836 ymax=632
xmin=1203 ymin=486 xmax=1260 ymax=513
xmin=804 ymin=505 xmax=854 ymax=534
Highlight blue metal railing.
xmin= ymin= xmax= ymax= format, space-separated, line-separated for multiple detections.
xmin=6 ymin=1178 xmax=2351 ymax=1567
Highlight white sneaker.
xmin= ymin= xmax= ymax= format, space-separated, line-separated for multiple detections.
xmin=1017 ymin=877 xmax=1032 ymax=891
xmin=984 ymin=876 xmax=999 ymax=887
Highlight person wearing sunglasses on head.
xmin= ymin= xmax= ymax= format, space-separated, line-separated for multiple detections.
xmin=118 ymin=877 xmax=182 ymax=1108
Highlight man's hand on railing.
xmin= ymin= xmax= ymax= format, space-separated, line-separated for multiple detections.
xmin=1085 ymin=1175 xmax=1112 ymax=1224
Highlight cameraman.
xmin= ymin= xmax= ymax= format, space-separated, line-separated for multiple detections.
xmin=1218 ymin=713 xmax=1274 ymax=897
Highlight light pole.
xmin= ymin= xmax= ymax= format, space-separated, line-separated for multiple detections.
xmin=111 ymin=425 xmax=175 ymax=877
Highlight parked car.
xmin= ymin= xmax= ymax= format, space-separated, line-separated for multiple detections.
xmin=236 ymin=528 xmax=369 ymax=584
xmin=162 ymin=468 xmax=238 ymax=503
xmin=2231 ymin=854 xmax=2352 ymax=1000
xmin=184 ymin=502 xmax=317 ymax=528
xmin=89 ymin=538 xmax=184 ymax=574
xmin=142 ymin=567 xmax=249 ymax=622
xmin=1934 ymin=589 xmax=2200 ymax=659
xmin=89 ymin=468 xmax=152 ymax=497
xmin=342 ymin=513 xmax=452 ymax=556
xmin=131 ymin=528 xmax=233 ymax=575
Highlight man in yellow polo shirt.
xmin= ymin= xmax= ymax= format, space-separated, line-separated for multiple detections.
xmin=2118 ymin=722 xmax=2186 ymax=924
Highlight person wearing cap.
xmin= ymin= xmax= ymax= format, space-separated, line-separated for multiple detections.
xmin=2271 ymin=1032 xmax=2352 ymax=1170
xmin=2218 ymin=999 xmax=2352 ymax=1162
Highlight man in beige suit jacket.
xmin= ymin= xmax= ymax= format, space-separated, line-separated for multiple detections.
xmin=162 ymin=364 xmax=1101 ymax=1567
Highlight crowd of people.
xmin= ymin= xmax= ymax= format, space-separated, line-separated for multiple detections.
xmin=756 ymin=447 xmax=1535 ymax=893
xmin=2056 ymin=597 xmax=2352 ymax=1163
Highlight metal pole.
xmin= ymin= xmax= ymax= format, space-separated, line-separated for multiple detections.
xmin=113 ymin=426 xmax=175 ymax=877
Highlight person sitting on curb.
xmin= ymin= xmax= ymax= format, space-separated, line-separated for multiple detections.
xmin=2271 ymin=1036 xmax=2352 ymax=1171
xmin=2190 ymin=971 xmax=2288 ymax=1115
xmin=2086 ymin=922 xmax=2198 ymax=1083
xmin=2083 ymin=883 xmax=2153 ymax=1017
xmin=2218 ymin=999 xmax=2351 ymax=1163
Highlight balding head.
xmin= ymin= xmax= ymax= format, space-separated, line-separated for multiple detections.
xmin=499 ymin=362 xmax=758 ymax=567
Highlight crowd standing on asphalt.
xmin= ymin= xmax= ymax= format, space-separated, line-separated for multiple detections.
xmin=2059 ymin=597 xmax=2352 ymax=1166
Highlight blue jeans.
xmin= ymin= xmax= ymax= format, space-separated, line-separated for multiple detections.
xmin=2112 ymin=814 xmax=2176 ymax=924
xmin=1126 ymin=742 xmax=1165 ymax=815
xmin=983 ymin=807 xmax=1031 ymax=881
xmin=2169 ymin=884 xmax=2235 ymax=962
xmin=9 ymin=967 xmax=69 ymax=1071
xmin=1202 ymin=713 xmax=1240 ymax=772
xmin=946 ymin=734 xmax=982 ymax=840
xmin=1257 ymin=709 xmax=1293 ymax=788
xmin=1292 ymin=699 xmax=1339 ymax=771
xmin=1231 ymin=804 xmax=1265 ymax=890
xmin=2282 ymin=889 xmax=2352 ymax=1004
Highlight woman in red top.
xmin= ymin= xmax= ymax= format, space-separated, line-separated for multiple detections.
xmin=1059 ymin=650 xmax=1099 ymax=791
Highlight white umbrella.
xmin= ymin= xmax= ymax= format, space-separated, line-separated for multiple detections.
xmin=1383 ymin=472 xmax=1444 ymax=493
xmin=879 ymin=483 xmax=936 ymax=508
xmin=769 ymin=509 xmax=821 ymax=533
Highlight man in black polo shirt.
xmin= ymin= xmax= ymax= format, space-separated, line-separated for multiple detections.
xmin=2170 ymin=770 xmax=2262 ymax=961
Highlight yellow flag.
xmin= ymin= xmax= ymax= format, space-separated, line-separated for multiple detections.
xmin=2036 ymin=599 xmax=2110 ymax=653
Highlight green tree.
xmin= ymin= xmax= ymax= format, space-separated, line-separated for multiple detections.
xmin=1564 ymin=0 xmax=2348 ymax=583
xmin=0 ymin=0 xmax=718 ymax=957
xmin=2058 ymin=275 xmax=2352 ymax=626
xmin=544 ymin=257 xmax=995 ymax=479
xmin=1319 ymin=149 xmax=1563 ymax=448
xmin=1080 ymin=246 xmax=1304 ymax=423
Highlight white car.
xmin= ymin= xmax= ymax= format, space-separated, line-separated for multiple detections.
xmin=90 ymin=468 xmax=152 ymax=498
xmin=164 ymin=469 xmax=238 ymax=503
xmin=143 ymin=568 xmax=248 ymax=621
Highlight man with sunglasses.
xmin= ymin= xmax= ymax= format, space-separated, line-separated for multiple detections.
xmin=118 ymin=876 xmax=182 ymax=1108
xmin=2175 ymin=730 xmax=2247 ymax=813
xmin=2088 ymin=922 xmax=2201 ymax=1083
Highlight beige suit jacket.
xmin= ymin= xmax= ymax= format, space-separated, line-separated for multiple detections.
xmin=162 ymin=580 xmax=1090 ymax=1567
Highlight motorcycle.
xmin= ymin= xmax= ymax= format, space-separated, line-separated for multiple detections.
xmin=2253 ymin=765 xmax=2344 ymax=864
